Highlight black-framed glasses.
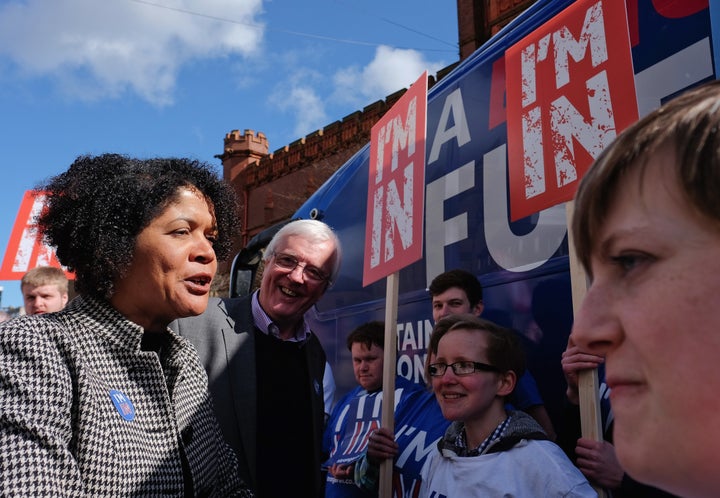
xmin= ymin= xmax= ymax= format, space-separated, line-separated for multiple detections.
xmin=428 ymin=361 xmax=500 ymax=377
xmin=272 ymin=252 xmax=329 ymax=283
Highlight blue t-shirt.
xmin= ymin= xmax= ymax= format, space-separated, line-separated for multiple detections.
xmin=323 ymin=376 xmax=449 ymax=498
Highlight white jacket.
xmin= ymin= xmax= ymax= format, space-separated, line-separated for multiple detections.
xmin=419 ymin=412 xmax=597 ymax=497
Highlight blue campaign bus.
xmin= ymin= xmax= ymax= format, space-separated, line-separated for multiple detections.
xmin=231 ymin=0 xmax=718 ymax=432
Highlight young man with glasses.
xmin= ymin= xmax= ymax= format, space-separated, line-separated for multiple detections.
xmin=358 ymin=268 xmax=556 ymax=489
xmin=173 ymin=219 xmax=341 ymax=498
xmin=418 ymin=314 xmax=595 ymax=497
xmin=428 ymin=269 xmax=556 ymax=440
xmin=366 ymin=269 xmax=555 ymax=464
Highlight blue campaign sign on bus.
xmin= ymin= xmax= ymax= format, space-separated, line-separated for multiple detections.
xmin=294 ymin=0 xmax=717 ymax=431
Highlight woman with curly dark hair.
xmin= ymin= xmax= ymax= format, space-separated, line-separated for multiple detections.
xmin=0 ymin=153 xmax=253 ymax=497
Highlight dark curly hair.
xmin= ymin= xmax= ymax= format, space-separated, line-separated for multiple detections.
xmin=37 ymin=153 xmax=239 ymax=299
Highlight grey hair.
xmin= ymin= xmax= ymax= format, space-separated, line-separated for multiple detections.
xmin=264 ymin=219 xmax=342 ymax=284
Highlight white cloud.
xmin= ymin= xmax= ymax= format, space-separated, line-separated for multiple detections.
xmin=0 ymin=0 xmax=265 ymax=105
xmin=287 ymin=86 xmax=328 ymax=138
xmin=268 ymin=74 xmax=328 ymax=139
xmin=266 ymin=45 xmax=447 ymax=144
xmin=332 ymin=45 xmax=446 ymax=106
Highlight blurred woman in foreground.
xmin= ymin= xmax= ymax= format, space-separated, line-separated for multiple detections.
xmin=571 ymin=80 xmax=720 ymax=498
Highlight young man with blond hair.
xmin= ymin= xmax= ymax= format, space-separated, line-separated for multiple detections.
xmin=21 ymin=266 xmax=69 ymax=315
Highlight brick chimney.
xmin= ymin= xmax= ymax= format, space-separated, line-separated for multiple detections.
xmin=218 ymin=129 xmax=270 ymax=184
xmin=456 ymin=0 xmax=486 ymax=61
xmin=456 ymin=0 xmax=537 ymax=61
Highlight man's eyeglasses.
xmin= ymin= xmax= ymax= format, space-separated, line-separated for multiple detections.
xmin=428 ymin=360 xmax=500 ymax=377
xmin=272 ymin=252 xmax=329 ymax=283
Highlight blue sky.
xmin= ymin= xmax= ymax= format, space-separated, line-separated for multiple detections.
xmin=0 ymin=0 xmax=458 ymax=309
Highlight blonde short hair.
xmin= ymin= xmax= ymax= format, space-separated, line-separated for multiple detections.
xmin=21 ymin=266 xmax=69 ymax=294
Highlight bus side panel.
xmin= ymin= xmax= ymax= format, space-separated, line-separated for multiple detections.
xmin=294 ymin=0 xmax=715 ymax=430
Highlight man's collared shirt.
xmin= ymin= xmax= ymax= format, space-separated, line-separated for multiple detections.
xmin=251 ymin=290 xmax=311 ymax=343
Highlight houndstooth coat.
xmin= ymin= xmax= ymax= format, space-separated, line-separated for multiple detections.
xmin=0 ymin=295 xmax=252 ymax=497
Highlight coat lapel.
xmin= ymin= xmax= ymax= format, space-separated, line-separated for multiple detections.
xmin=219 ymin=297 xmax=258 ymax=485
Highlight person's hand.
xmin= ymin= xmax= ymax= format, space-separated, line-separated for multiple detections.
xmin=561 ymin=337 xmax=604 ymax=404
xmin=328 ymin=462 xmax=354 ymax=479
xmin=574 ymin=437 xmax=624 ymax=489
xmin=366 ymin=427 xmax=399 ymax=464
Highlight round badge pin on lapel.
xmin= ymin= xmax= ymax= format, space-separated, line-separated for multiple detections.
xmin=109 ymin=389 xmax=136 ymax=421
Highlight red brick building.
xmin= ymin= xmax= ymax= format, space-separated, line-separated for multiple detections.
xmin=219 ymin=0 xmax=535 ymax=257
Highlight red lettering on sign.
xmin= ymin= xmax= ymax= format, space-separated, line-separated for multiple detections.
xmin=0 ymin=191 xmax=73 ymax=280
xmin=363 ymin=72 xmax=427 ymax=287
xmin=505 ymin=0 xmax=639 ymax=221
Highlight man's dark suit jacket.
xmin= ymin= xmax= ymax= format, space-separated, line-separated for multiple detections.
xmin=171 ymin=295 xmax=328 ymax=497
